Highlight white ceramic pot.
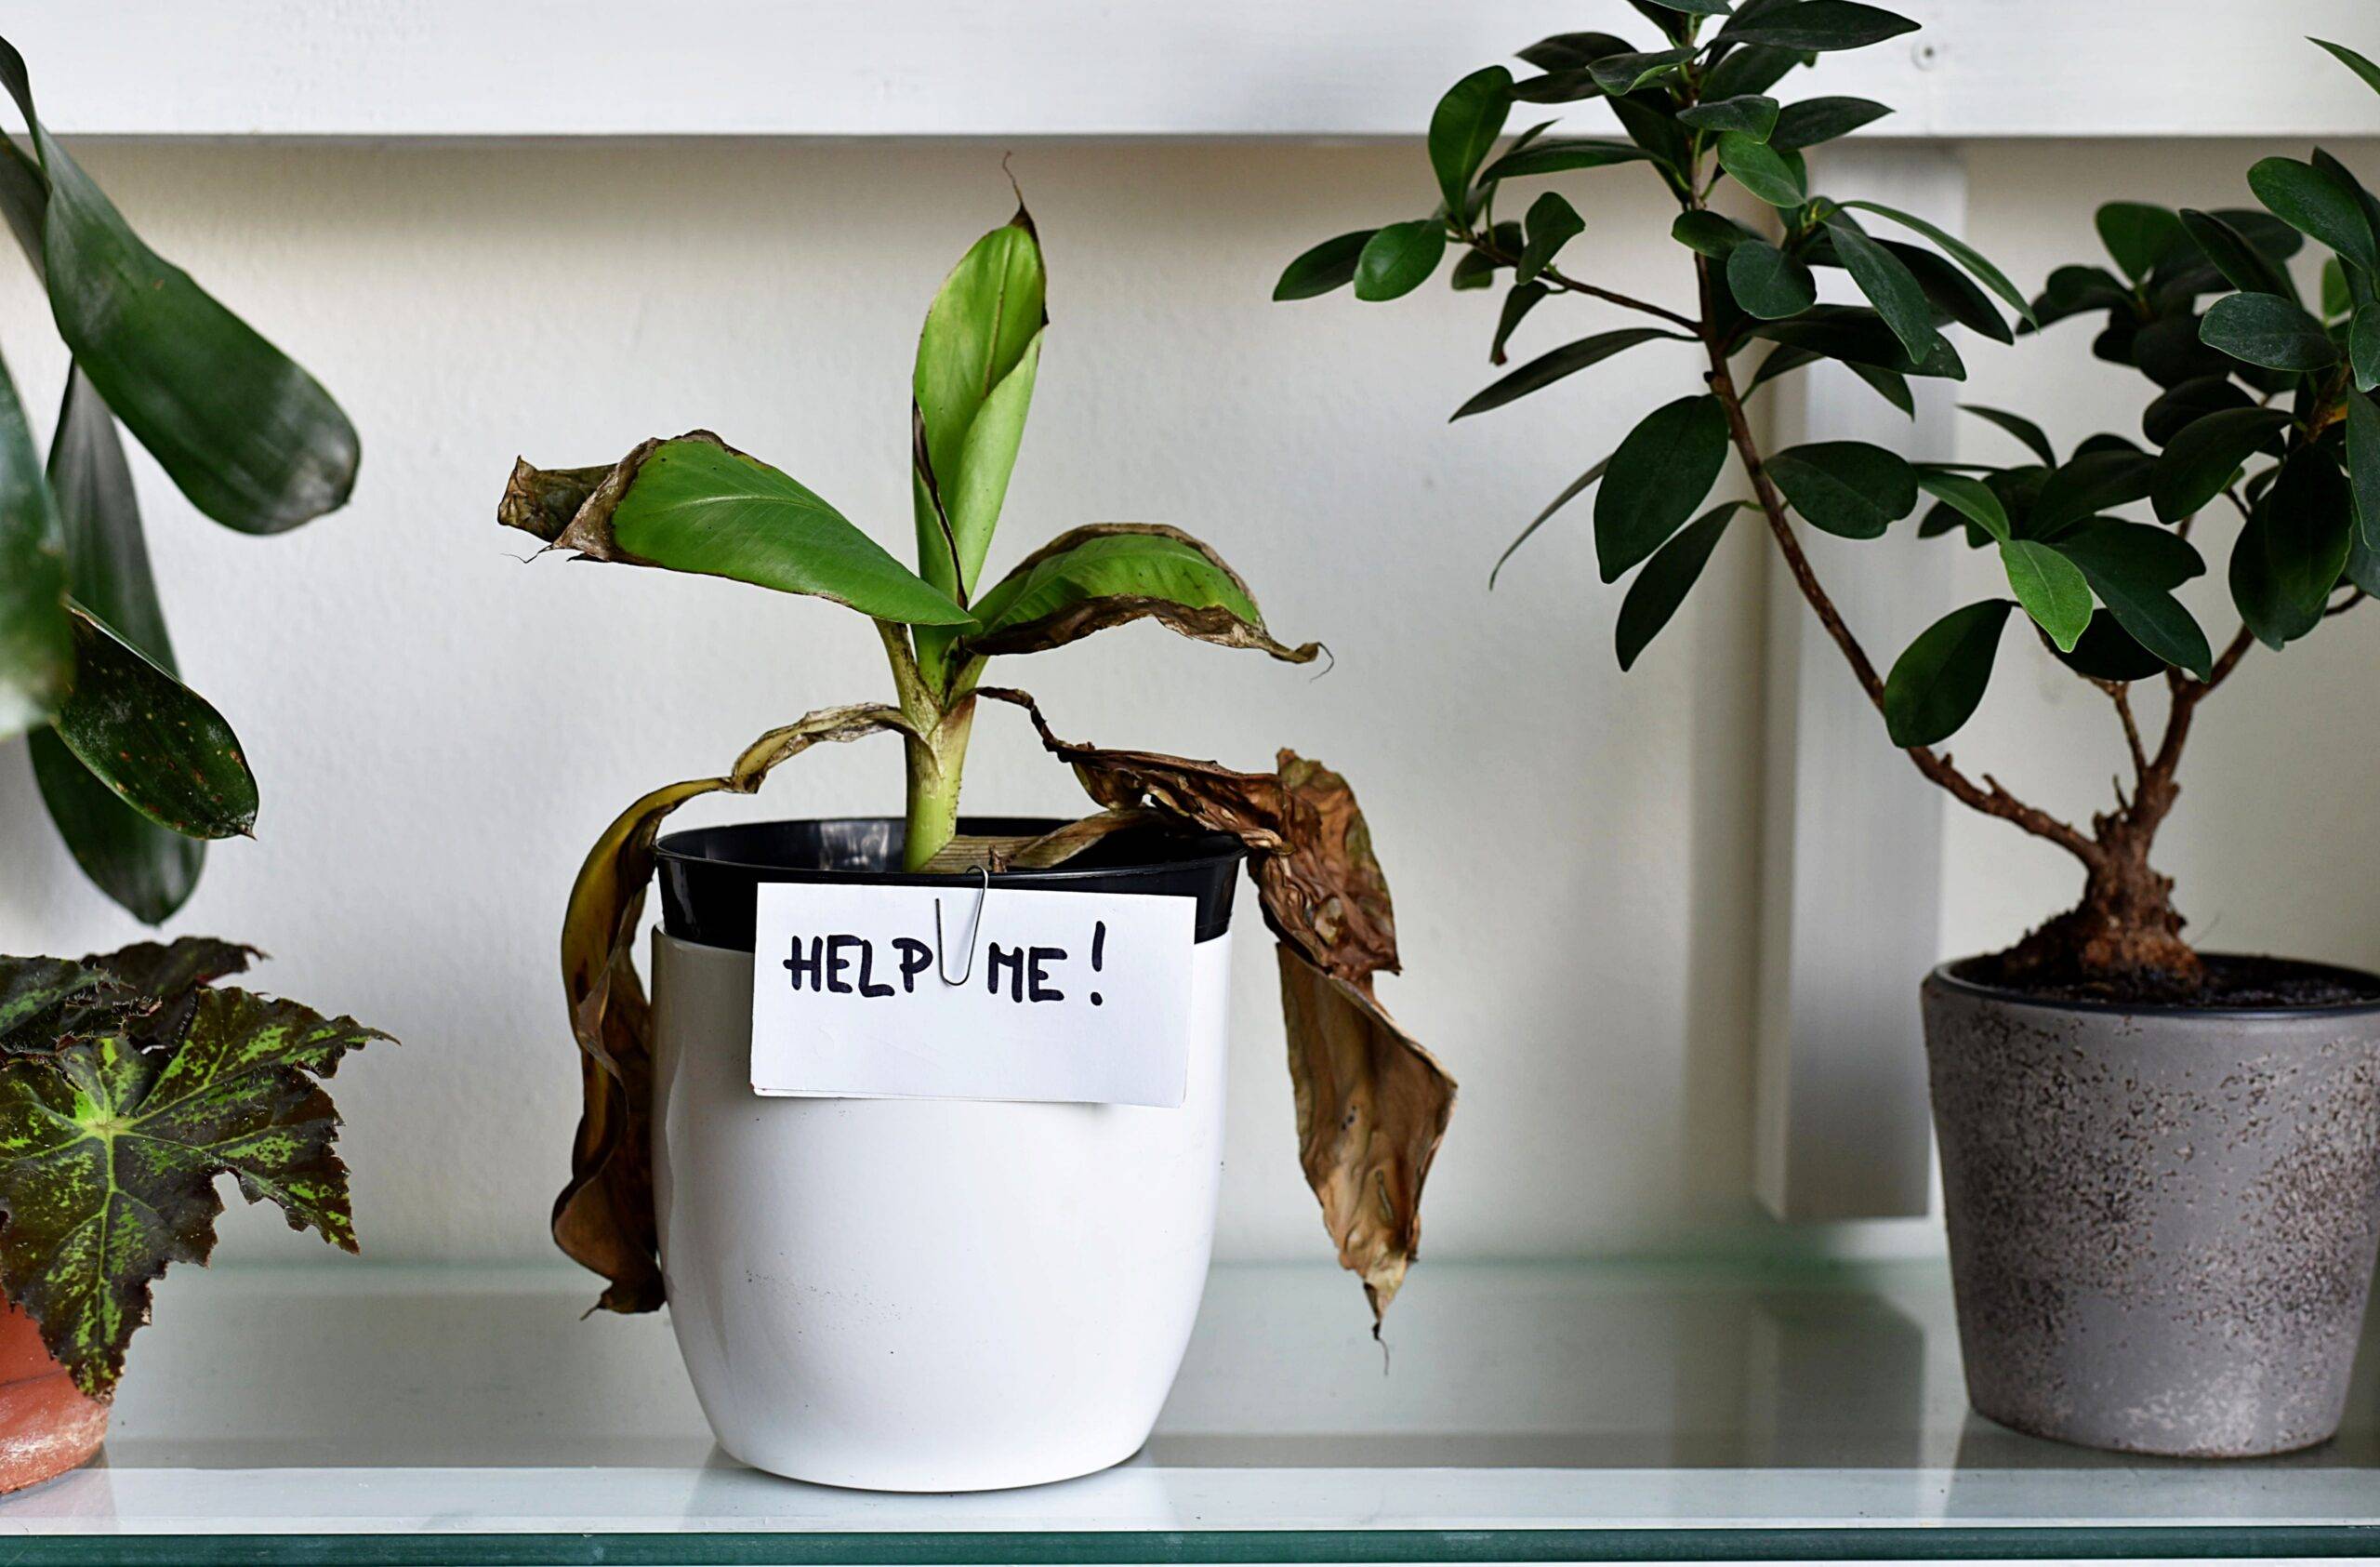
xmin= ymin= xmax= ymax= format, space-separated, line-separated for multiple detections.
xmin=649 ymin=861 xmax=1235 ymax=1492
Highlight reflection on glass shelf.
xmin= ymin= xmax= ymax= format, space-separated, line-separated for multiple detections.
xmin=0 ymin=1255 xmax=2366 ymax=1558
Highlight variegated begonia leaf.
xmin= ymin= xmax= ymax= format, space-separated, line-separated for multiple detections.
xmin=0 ymin=955 xmax=139 ymax=1056
xmin=0 ymin=985 xmax=383 ymax=1397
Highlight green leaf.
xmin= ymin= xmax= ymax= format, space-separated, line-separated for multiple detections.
xmin=1716 ymin=130 xmax=1806 ymax=207
xmin=1595 ymin=395 xmax=1731 ymax=581
xmin=2055 ymin=521 xmax=2214 ymax=676
xmin=1848 ymin=363 xmax=1914 ymax=418
xmin=2176 ymin=208 xmax=2297 ymax=299
xmin=2356 ymin=300 xmax=2380 ymax=392
xmin=2248 ymin=155 xmax=2380 ymax=277
xmin=2096 ymin=202 xmax=2188 ymax=284
xmin=0 ymin=986 xmax=386 ymax=1396
xmin=1517 ymin=193 xmax=1584 ymax=283
xmin=1354 ymin=220 xmax=1448 ymax=301
xmin=1915 ymin=470 xmax=2012 ymax=541
xmin=2031 ymin=263 xmax=2134 ymax=327
xmin=1726 ymin=240 xmax=1817 ymax=318
xmin=1518 ymin=32 xmax=1636 ymax=71
xmin=2313 ymin=36 xmax=2380 ymax=98
xmin=1617 ymin=503 xmax=1740 ymax=670
xmin=1429 ymin=67 xmax=1514 ymax=214
xmin=1998 ymin=538 xmax=2092 ymax=652
xmin=1274 ymin=231 xmax=1376 ymax=301
xmin=1962 ymin=405 xmax=2056 ymax=467
xmin=1449 ymin=249 xmax=1498 ymax=292
xmin=2348 ymin=389 xmax=2380 ymax=557
xmin=1838 ymin=200 xmax=2037 ymax=328
xmin=1821 ymin=217 xmax=1945 ymax=365
xmin=1478 ymin=139 xmax=1652 ymax=184
xmin=2149 ymin=406 xmax=2293 ymax=521
xmin=1489 ymin=281 xmax=1550 ymax=365
xmin=1491 ymin=454 xmax=1610 ymax=588
xmin=1641 ymin=0 xmax=1735 ymax=12
xmin=1766 ymin=441 xmax=1917 ymax=538
xmin=1882 ymin=239 xmax=2011 ymax=344
xmin=0 ymin=43 xmax=357 ymax=536
xmin=1702 ymin=42 xmax=1802 ymax=100
xmin=2324 ymin=257 xmax=2354 ymax=321
xmin=2200 ymin=291 xmax=2337 ymax=371
xmin=1769 ymin=96 xmax=1891 ymax=151
xmin=2142 ymin=376 xmax=2254 ymax=448
xmin=1679 ymin=95 xmax=1780 ymax=139
xmin=2230 ymin=448 xmax=2352 ymax=647
xmin=50 ymin=605 xmax=256 ymax=840
xmin=1884 ymin=600 xmax=2012 ymax=746
xmin=1719 ymin=1 xmax=1918 ymax=50
xmin=0 ymin=956 xmax=136 ymax=1056
xmin=2030 ymin=447 xmax=2155 ymax=538
xmin=1672 ymin=211 xmax=1760 ymax=258
xmin=911 ymin=213 xmax=1046 ymax=612
xmin=1751 ymin=304 xmax=1967 ymax=379
xmin=1452 ymin=326 xmax=1690 ymax=420
xmin=0 ymin=342 xmax=68 ymax=740
xmin=1589 ymin=47 xmax=1699 ymax=95
xmin=34 ymin=365 xmax=200 ymax=923
xmin=2054 ymin=610 xmax=2173 ymax=682
xmin=958 ymin=525 xmax=1316 ymax=664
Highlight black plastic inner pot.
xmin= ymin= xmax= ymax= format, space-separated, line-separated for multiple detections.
xmin=655 ymin=817 xmax=1247 ymax=952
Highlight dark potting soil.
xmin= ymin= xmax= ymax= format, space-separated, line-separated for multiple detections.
xmin=1953 ymin=951 xmax=2380 ymax=1011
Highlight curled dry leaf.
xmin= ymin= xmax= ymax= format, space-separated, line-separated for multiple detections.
xmin=497 ymin=431 xmax=726 ymax=562
xmin=552 ymin=704 xmax=919 ymax=1313
xmin=977 ymin=688 xmax=1453 ymax=1323
xmin=956 ymin=524 xmax=1322 ymax=665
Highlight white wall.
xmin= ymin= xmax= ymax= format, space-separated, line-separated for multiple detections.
xmin=0 ymin=139 xmax=1767 ymax=1267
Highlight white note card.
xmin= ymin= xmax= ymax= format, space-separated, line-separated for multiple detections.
xmin=747 ymin=881 xmax=1197 ymax=1107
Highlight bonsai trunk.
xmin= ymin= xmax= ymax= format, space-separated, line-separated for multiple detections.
xmin=1995 ymin=821 xmax=2200 ymax=991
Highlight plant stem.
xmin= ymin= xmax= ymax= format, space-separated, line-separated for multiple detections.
xmin=879 ymin=618 xmax=979 ymax=870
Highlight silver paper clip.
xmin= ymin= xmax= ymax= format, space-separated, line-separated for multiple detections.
xmin=934 ymin=866 xmax=991 ymax=985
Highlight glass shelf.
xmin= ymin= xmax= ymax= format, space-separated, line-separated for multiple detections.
xmin=2 ymin=1255 xmax=2373 ymax=1562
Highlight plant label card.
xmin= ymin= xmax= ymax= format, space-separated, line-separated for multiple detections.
xmin=747 ymin=882 xmax=1198 ymax=1107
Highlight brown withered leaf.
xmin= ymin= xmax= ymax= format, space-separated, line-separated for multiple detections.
xmin=977 ymin=687 xmax=1452 ymax=1325
xmin=553 ymin=704 xmax=917 ymax=1313
xmin=955 ymin=524 xmax=1322 ymax=665
xmin=911 ymin=808 xmax=1161 ymax=875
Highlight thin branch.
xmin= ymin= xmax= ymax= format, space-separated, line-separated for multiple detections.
xmin=2102 ymin=680 xmax=2149 ymax=780
xmin=1461 ymin=229 xmax=1700 ymax=330
xmin=2326 ymin=588 xmax=2368 ymax=618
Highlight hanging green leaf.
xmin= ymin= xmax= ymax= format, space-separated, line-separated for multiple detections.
xmin=2248 ymin=155 xmax=2380 ymax=277
xmin=2053 ymin=610 xmax=2171 ymax=683
xmin=1429 ymin=68 xmax=1514 ymax=214
xmin=1884 ymin=600 xmax=2012 ymax=746
xmin=1915 ymin=470 xmax=2013 ymax=541
xmin=1882 ymin=240 xmax=2011 ymax=344
xmin=1821 ymin=218 xmax=1946 ymax=364
xmin=2347 ymin=389 xmax=2380 ymax=555
xmin=1770 ymin=97 xmax=1892 ymax=151
xmin=1702 ymin=41 xmax=1801 ymax=100
xmin=958 ymin=525 xmax=1317 ymax=664
xmin=0 ymin=986 xmax=385 ymax=1396
xmin=1750 ymin=305 xmax=1967 ymax=379
xmin=1478 ymin=139 xmax=1652 ymax=183
xmin=1517 ymin=193 xmax=1584 ymax=283
xmin=1275 ymin=231 xmax=1376 ymax=301
xmin=1489 ymin=282 xmax=1550 ymax=365
xmin=1999 ymin=539 xmax=2091 ymax=652
xmin=2096 ymin=203 xmax=2188 ymax=284
xmin=1961 ymin=405 xmax=2056 ymax=467
xmin=1837 ymin=201 xmax=2037 ymax=328
xmin=2030 ymin=447 xmax=2155 ymax=538
xmin=2149 ymin=406 xmax=2294 ymax=521
xmin=1354 ymin=221 xmax=1448 ymax=301
xmin=1588 ymin=47 xmax=1699 ymax=96
xmin=1594 ymin=395 xmax=1731 ymax=581
xmin=1491 ymin=454 xmax=1610 ymax=588
xmin=1617 ymin=503 xmax=1741 ymax=670
xmin=1848 ymin=363 xmax=1915 ymax=418
xmin=1452 ymin=327 xmax=1691 ymax=420
xmin=2199 ymin=291 xmax=2337 ymax=371
xmin=1718 ymin=2 xmax=1918 ymax=50
xmin=0 ymin=339 xmax=67 ymax=740
xmin=2055 ymin=521 xmax=2213 ymax=677
xmin=1766 ymin=442 xmax=1917 ymax=538
xmin=1679 ymin=95 xmax=1780 ymax=139
xmin=1726 ymin=240 xmax=1817 ymax=319
xmin=1518 ymin=32 xmax=1636 ymax=71
xmin=33 ymin=366 xmax=201 ymax=924
xmin=0 ymin=42 xmax=358 ymax=536
xmin=2313 ymin=37 xmax=2380 ymax=98
xmin=50 ymin=605 xmax=258 ymax=841
xmin=2230 ymin=448 xmax=2352 ymax=648
xmin=1672 ymin=211 xmax=1761 ymax=258
xmin=1716 ymin=131 xmax=1806 ymax=207
xmin=2176 ymin=208 xmax=2297 ymax=299
xmin=2141 ymin=376 xmax=2254 ymax=448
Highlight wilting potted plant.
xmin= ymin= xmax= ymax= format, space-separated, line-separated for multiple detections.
xmin=0 ymin=37 xmax=359 ymax=923
xmin=1284 ymin=2 xmax=2380 ymax=1456
xmin=0 ymin=938 xmax=386 ymax=1491
xmin=498 ymin=206 xmax=1452 ymax=1490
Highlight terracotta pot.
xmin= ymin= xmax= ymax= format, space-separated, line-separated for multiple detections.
xmin=0 ymin=1304 xmax=105 ymax=1492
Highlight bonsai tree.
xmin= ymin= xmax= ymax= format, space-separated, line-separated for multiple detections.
xmin=1282 ymin=2 xmax=2380 ymax=996
xmin=499 ymin=208 xmax=1452 ymax=1322
xmin=0 ymin=937 xmax=386 ymax=1396
xmin=0 ymin=38 xmax=360 ymax=923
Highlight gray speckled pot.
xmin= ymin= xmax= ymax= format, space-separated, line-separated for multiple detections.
xmin=1924 ymin=959 xmax=2380 ymax=1458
